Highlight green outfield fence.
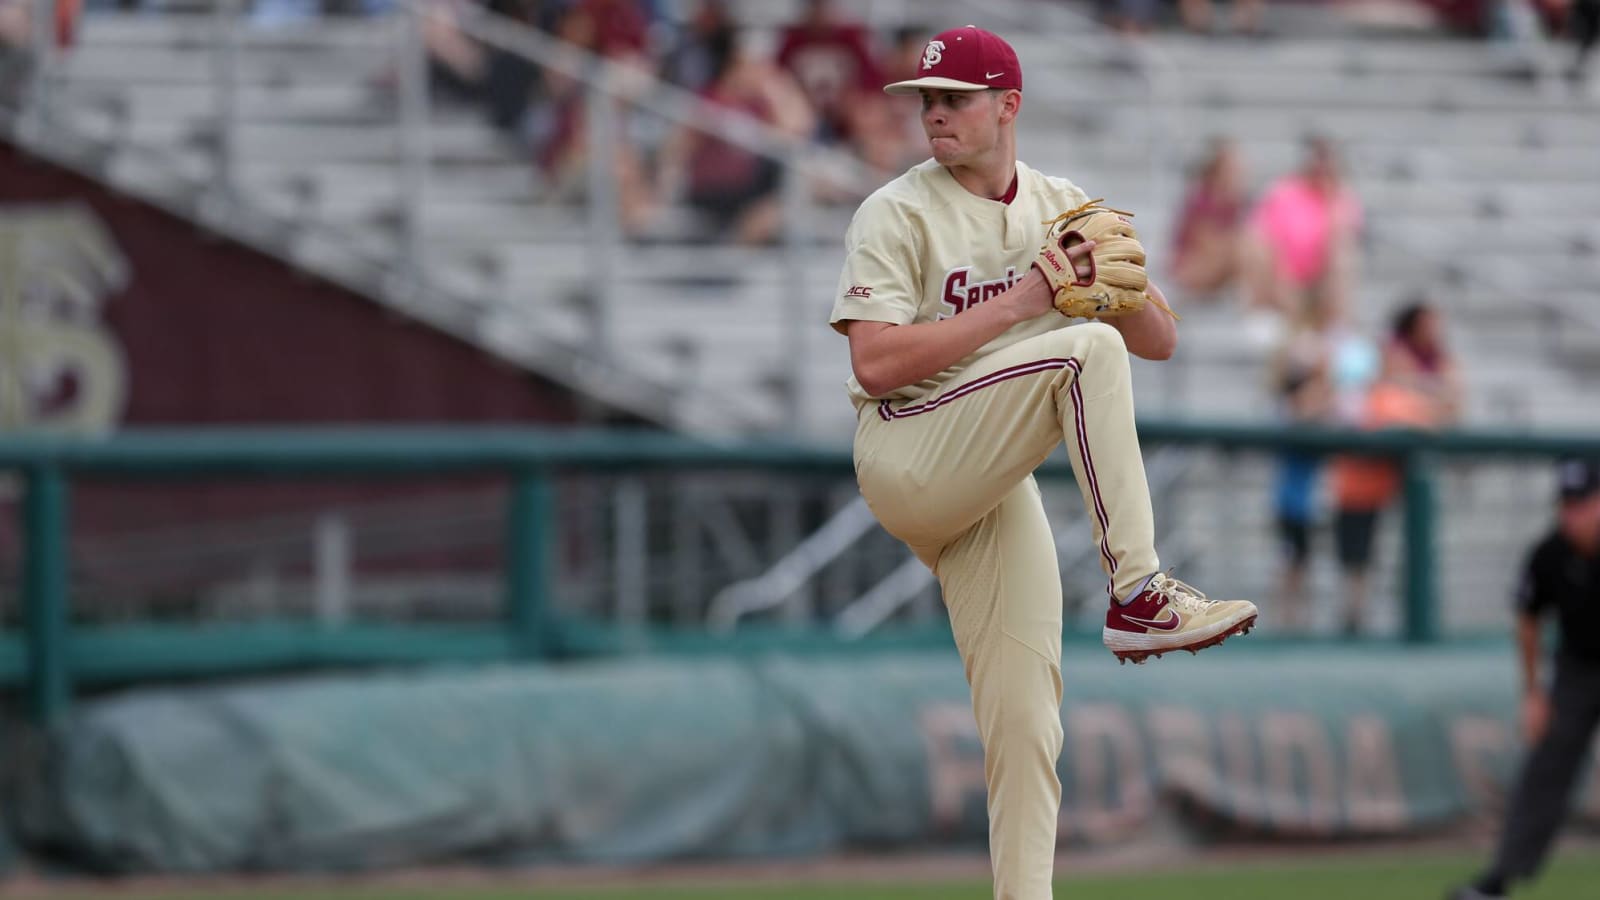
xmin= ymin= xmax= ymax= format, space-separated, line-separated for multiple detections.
xmin=4 ymin=421 xmax=1600 ymax=726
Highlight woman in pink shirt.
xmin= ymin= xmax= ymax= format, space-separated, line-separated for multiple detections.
xmin=1244 ymin=135 xmax=1363 ymax=322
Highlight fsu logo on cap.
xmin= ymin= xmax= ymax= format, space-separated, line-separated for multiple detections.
xmin=884 ymin=25 xmax=1023 ymax=95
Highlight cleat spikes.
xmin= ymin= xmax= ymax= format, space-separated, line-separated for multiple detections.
xmin=1108 ymin=611 xmax=1259 ymax=664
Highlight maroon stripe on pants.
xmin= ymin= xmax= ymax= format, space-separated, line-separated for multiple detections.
xmin=878 ymin=358 xmax=1077 ymax=421
xmin=874 ymin=354 xmax=1120 ymax=595
xmin=1065 ymin=359 xmax=1118 ymax=596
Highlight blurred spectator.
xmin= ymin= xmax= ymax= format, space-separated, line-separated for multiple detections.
xmin=1100 ymin=0 xmax=1161 ymax=36
xmin=1168 ymin=137 xmax=1248 ymax=302
xmin=530 ymin=0 xmax=658 ymax=234
xmin=1418 ymin=0 xmax=1494 ymax=35
xmin=419 ymin=0 xmax=493 ymax=103
xmin=1570 ymin=0 xmax=1599 ymax=87
xmin=0 ymin=2 xmax=24 ymax=50
xmin=1328 ymin=309 xmax=1452 ymax=636
xmin=481 ymin=0 xmax=565 ymax=134
xmin=251 ymin=0 xmax=396 ymax=28
xmin=774 ymin=0 xmax=879 ymax=144
xmin=1269 ymin=326 xmax=1335 ymax=633
xmin=438 ymin=0 xmax=560 ymax=133
xmin=1485 ymin=0 xmax=1557 ymax=52
xmin=1178 ymin=0 xmax=1265 ymax=35
xmin=559 ymin=0 xmax=651 ymax=61
xmin=661 ymin=0 xmax=734 ymax=91
xmin=531 ymin=85 xmax=658 ymax=234
xmin=839 ymin=24 xmax=929 ymax=177
xmin=877 ymin=24 xmax=928 ymax=87
xmin=1242 ymin=135 xmax=1363 ymax=343
xmin=1266 ymin=286 xmax=1371 ymax=632
xmin=1382 ymin=296 xmax=1464 ymax=422
xmin=0 ymin=0 xmax=81 ymax=48
xmin=656 ymin=27 xmax=813 ymax=244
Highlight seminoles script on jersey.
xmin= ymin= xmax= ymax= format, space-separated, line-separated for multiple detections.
xmin=940 ymin=265 xmax=1024 ymax=318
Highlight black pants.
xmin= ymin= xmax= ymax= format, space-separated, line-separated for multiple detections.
xmin=1575 ymin=0 xmax=1599 ymax=67
xmin=1490 ymin=654 xmax=1600 ymax=885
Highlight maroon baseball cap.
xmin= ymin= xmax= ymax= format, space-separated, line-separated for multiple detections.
xmin=884 ymin=25 xmax=1022 ymax=95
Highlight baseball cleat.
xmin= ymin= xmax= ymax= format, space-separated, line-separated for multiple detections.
xmin=1102 ymin=572 xmax=1257 ymax=664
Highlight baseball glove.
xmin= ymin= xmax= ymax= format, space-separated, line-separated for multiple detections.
xmin=1034 ymin=199 xmax=1177 ymax=320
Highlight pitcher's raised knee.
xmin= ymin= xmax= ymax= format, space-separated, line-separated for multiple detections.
xmin=1075 ymin=320 xmax=1127 ymax=353
xmin=1037 ymin=320 xmax=1126 ymax=358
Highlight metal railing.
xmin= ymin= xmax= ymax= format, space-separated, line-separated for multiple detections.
xmin=7 ymin=422 xmax=1600 ymax=726
xmin=707 ymin=446 xmax=1197 ymax=637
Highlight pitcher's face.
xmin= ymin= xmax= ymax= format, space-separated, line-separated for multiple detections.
xmin=920 ymin=89 xmax=1012 ymax=167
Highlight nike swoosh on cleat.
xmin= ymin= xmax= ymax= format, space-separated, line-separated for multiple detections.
xmin=1121 ymin=610 xmax=1182 ymax=631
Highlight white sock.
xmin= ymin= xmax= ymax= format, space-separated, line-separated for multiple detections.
xmin=1117 ymin=573 xmax=1157 ymax=606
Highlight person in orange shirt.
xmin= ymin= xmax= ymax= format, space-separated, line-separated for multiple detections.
xmin=1329 ymin=356 xmax=1443 ymax=636
xmin=1383 ymin=297 xmax=1463 ymax=424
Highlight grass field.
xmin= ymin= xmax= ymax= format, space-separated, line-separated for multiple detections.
xmin=30 ymin=852 xmax=1600 ymax=900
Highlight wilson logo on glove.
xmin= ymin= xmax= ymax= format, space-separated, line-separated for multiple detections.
xmin=1033 ymin=199 xmax=1178 ymax=321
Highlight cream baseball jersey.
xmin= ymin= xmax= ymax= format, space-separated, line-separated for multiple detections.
xmin=829 ymin=158 xmax=1091 ymax=407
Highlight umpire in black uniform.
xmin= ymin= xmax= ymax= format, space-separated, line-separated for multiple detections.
xmin=1452 ymin=458 xmax=1600 ymax=900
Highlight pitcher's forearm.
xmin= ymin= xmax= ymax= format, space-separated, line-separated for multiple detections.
xmin=849 ymin=271 xmax=1053 ymax=395
xmin=1107 ymin=280 xmax=1178 ymax=361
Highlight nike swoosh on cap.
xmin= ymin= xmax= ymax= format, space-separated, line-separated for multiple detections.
xmin=986 ymin=71 xmax=1004 ymax=79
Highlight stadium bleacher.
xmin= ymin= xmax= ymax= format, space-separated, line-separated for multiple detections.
xmin=24 ymin=3 xmax=1598 ymax=440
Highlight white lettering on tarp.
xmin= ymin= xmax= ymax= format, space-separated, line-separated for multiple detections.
xmin=1261 ymin=712 xmax=1340 ymax=834
xmin=1450 ymin=716 xmax=1515 ymax=826
xmin=1345 ymin=716 xmax=1407 ymax=831
xmin=1062 ymin=704 xmax=1152 ymax=844
xmin=1218 ymin=711 xmax=1263 ymax=825
xmin=919 ymin=704 xmax=986 ymax=835
xmin=912 ymin=703 xmax=1542 ymax=842
xmin=1146 ymin=706 xmax=1213 ymax=800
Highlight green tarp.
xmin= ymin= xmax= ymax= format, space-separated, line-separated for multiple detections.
xmin=10 ymin=645 xmax=1597 ymax=872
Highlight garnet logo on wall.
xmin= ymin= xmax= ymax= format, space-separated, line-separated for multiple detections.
xmin=0 ymin=204 xmax=129 ymax=434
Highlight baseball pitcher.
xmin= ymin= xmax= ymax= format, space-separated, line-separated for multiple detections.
xmin=829 ymin=26 xmax=1258 ymax=900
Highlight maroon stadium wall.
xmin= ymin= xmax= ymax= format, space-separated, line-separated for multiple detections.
xmin=0 ymin=142 xmax=603 ymax=618
xmin=0 ymin=141 xmax=582 ymax=428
